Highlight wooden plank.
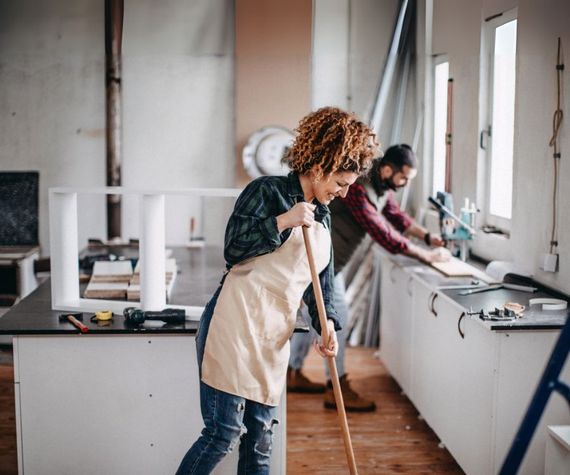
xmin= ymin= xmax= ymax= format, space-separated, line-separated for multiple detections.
xmin=90 ymin=260 xmax=133 ymax=283
xmin=83 ymin=281 xmax=128 ymax=299
xmin=431 ymin=257 xmax=476 ymax=277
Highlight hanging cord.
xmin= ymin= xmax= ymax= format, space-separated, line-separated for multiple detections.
xmin=548 ymin=38 xmax=564 ymax=254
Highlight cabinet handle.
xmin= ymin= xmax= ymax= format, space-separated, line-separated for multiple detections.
xmin=457 ymin=312 xmax=466 ymax=339
xmin=407 ymin=276 xmax=414 ymax=296
xmin=428 ymin=292 xmax=438 ymax=317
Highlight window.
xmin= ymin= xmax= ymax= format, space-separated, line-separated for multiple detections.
xmin=432 ymin=57 xmax=449 ymax=196
xmin=482 ymin=9 xmax=517 ymax=229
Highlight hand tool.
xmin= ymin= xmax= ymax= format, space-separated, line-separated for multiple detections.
xmin=302 ymin=227 xmax=358 ymax=475
xmin=458 ymin=283 xmax=537 ymax=296
xmin=428 ymin=196 xmax=477 ymax=235
xmin=90 ymin=310 xmax=114 ymax=326
xmin=59 ymin=313 xmax=89 ymax=333
xmin=467 ymin=307 xmax=517 ymax=321
xmin=94 ymin=310 xmax=113 ymax=321
xmin=123 ymin=307 xmax=186 ymax=325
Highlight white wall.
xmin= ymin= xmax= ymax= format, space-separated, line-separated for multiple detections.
xmin=0 ymin=0 xmax=235 ymax=252
xmin=312 ymin=0 xmax=350 ymax=110
xmin=415 ymin=0 xmax=570 ymax=293
xmin=312 ymin=0 xmax=416 ymax=150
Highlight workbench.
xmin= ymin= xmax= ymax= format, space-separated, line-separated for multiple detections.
xmin=379 ymin=250 xmax=569 ymax=475
xmin=0 ymin=246 xmax=286 ymax=475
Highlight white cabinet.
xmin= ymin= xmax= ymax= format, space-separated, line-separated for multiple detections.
xmin=13 ymin=335 xmax=286 ymax=475
xmin=411 ymin=279 xmax=495 ymax=474
xmin=379 ymin=257 xmax=570 ymax=475
xmin=379 ymin=256 xmax=414 ymax=393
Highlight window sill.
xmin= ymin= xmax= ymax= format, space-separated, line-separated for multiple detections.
xmin=470 ymin=228 xmax=513 ymax=262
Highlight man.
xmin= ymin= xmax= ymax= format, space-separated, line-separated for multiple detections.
xmin=287 ymin=144 xmax=450 ymax=412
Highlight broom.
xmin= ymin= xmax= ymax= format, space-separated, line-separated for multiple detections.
xmin=302 ymin=227 xmax=358 ymax=474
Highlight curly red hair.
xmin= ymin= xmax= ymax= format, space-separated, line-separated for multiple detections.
xmin=285 ymin=107 xmax=379 ymax=181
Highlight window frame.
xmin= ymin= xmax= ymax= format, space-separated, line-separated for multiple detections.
xmin=432 ymin=54 xmax=450 ymax=198
xmin=481 ymin=8 xmax=518 ymax=232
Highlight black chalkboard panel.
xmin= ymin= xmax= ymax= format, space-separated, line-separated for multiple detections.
xmin=0 ymin=172 xmax=39 ymax=246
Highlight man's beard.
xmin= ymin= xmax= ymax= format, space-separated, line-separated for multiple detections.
xmin=372 ymin=172 xmax=400 ymax=195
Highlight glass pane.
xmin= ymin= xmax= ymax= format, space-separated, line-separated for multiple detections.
xmin=489 ymin=19 xmax=517 ymax=219
xmin=433 ymin=61 xmax=449 ymax=196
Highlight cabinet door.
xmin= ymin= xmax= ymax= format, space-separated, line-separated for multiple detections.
xmin=429 ymin=296 xmax=495 ymax=475
xmin=411 ymin=282 xmax=495 ymax=474
xmin=410 ymin=279 xmax=443 ymax=421
xmin=493 ymin=331 xmax=570 ymax=475
xmin=379 ymin=257 xmax=414 ymax=393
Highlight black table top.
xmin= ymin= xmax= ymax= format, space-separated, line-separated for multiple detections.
xmin=0 ymin=246 xmax=227 ymax=335
xmin=441 ymin=287 xmax=568 ymax=331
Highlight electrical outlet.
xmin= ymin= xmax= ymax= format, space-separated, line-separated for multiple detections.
xmin=540 ymin=253 xmax=559 ymax=273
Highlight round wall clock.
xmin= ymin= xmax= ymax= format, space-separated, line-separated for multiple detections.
xmin=242 ymin=126 xmax=294 ymax=178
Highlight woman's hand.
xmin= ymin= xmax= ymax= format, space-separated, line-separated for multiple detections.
xmin=314 ymin=319 xmax=338 ymax=358
xmin=276 ymin=202 xmax=316 ymax=232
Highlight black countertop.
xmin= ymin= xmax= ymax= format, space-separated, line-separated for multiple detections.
xmin=0 ymin=246 xmax=227 ymax=335
xmin=441 ymin=287 xmax=568 ymax=331
xmin=384 ymin=251 xmax=568 ymax=331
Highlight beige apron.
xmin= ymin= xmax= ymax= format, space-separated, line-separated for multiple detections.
xmin=201 ymin=222 xmax=331 ymax=406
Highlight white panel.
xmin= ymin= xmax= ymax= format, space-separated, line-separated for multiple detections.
xmin=49 ymin=192 xmax=79 ymax=307
xmin=493 ymin=331 xmax=570 ymax=475
xmin=14 ymin=335 xmax=285 ymax=475
xmin=140 ymin=194 xmax=166 ymax=310
xmin=312 ymin=0 xmax=349 ymax=109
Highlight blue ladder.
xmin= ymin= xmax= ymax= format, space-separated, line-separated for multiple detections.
xmin=499 ymin=312 xmax=570 ymax=474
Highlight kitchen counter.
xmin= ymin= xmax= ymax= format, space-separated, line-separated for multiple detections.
xmin=441 ymin=287 xmax=568 ymax=330
xmin=0 ymin=246 xmax=226 ymax=335
xmin=1 ymin=244 xmax=287 ymax=475
xmin=379 ymin=250 xmax=570 ymax=475
xmin=384 ymin=252 xmax=568 ymax=330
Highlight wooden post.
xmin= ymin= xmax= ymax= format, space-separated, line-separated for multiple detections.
xmin=105 ymin=0 xmax=124 ymax=240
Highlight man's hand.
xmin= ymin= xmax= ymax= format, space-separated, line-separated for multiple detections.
xmin=314 ymin=319 xmax=338 ymax=358
xmin=429 ymin=234 xmax=445 ymax=247
xmin=276 ymin=202 xmax=316 ymax=232
xmin=423 ymin=247 xmax=451 ymax=263
xmin=408 ymin=243 xmax=451 ymax=263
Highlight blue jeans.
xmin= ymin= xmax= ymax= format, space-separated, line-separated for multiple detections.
xmin=289 ymin=273 xmax=348 ymax=379
xmin=176 ymin=283 xmax=279 ymax=475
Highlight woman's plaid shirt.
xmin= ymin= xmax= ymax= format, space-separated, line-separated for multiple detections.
xmin=223 ymin=173 xmax=339 ymax=334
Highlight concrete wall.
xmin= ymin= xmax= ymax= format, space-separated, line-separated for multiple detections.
xmin=2 ymin=0 xmax=568 ymax=292
xmin=416 ymin=0 xmax=570 ymax=292
xmin=0 ymin=0 xmax=234 ymax=251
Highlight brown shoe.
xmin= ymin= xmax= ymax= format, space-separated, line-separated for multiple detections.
xmin=287 ymin=367 xmax=326 ymax=393
xmin=323 ymin=374 xmax=376 ymax=412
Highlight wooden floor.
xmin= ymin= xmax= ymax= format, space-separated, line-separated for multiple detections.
xmin=287 ymin=347 xmax=463 ymax=474
xmin=0 ymin=346 xmax=463 ymax=475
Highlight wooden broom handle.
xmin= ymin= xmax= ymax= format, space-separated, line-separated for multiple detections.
xmin=302 ymin=226 xmax=358 ymax=475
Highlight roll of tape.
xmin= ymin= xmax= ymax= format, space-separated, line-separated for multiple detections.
xmin=94 ymin=310 xmax=113 ymax=321
xmin=528 ymin=298 xmax=567 ymax=311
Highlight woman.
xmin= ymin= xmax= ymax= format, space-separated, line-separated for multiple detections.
xmin=176 ymin=107 xmax=378 ymax=475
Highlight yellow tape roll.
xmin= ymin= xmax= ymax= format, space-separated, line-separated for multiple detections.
xmin=95 ymin=310 xmax=113 ymax=321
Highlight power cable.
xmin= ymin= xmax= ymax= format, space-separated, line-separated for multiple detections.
xmin=548 ymin=38 xmax=564 ymax=254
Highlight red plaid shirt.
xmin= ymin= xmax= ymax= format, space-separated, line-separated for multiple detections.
xmin=341 ymin=182 xmax=412 ymax=254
